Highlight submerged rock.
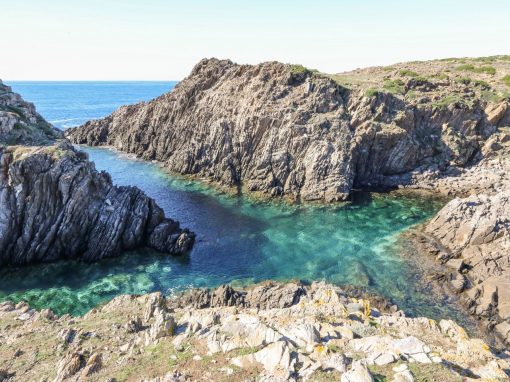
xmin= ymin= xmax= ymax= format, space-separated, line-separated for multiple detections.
xmin=0 ymin=143 xmax=194 ymax=265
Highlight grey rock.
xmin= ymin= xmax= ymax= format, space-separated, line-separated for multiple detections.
xmin=341 ymin=360 xmax=374 ymax=382
xmin=66 ymin=58 xmax=497 ymax=202
xmin=0 ymin=143 xmax=194 ymax=265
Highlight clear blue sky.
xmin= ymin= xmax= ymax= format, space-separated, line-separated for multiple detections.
xmin=1 ymin=0 xmax=509 ymax=80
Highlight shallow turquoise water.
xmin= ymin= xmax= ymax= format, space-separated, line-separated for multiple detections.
xmin=0 ymin=82 xmax=469 ymax=326
xmin=0 ymin=147 xmax=456 ymax=321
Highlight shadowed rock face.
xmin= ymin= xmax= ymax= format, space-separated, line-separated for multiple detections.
xmin=66 ymin=58 xmax=499 ymax=202
xmin=0 ymin=143 xmax=194 ymax=265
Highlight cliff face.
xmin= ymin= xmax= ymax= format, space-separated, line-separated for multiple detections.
xmin=66 ymin=58 xmax=506 ymax=201
xmin=0 ymin=143 xmax=194 ymax=265
xmin=0 ymin=80 xmax=61 ymax=145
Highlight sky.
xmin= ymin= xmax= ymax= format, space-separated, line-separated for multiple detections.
xmin=1 ymin=0 xmax=509 ymax=80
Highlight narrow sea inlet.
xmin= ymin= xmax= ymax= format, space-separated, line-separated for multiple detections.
xmin=0 ymin=82 xmax=464 ymax=323
xmin=0 ymin=147 xmax=445 ymax=316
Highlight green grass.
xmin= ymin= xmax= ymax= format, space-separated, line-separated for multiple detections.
xmin=456 ymin=64 xmax=496 ymax=75
xmin=399 ymin=69 xmax=419 ymax=77
xmin=473 ymin=79 xmax=490 ymax=88
xmin=503 ymin=75 xmax=510 ymax=87
xmin=289 ymin=64 xmax=309 ymax=75
xmin=432 ymin=95 xmax=463 ymax=109
xmin=431 ymin=73 xmax=449 ymax=80
xmin=481 ymin=91 xmax=507 ymax=103
xmin=455 ymin=77 xmax=471 ymax=85
xmin=365 ymin=88 xmax=379 ymax=97
xmin=383 ymin=79 xmax=405 ymax=94
xmin=230 ymin=347 xmax=259 ymax=357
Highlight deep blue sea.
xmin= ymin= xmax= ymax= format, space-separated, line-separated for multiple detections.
xmin=0 ymin=82 xmax=467 ymax=326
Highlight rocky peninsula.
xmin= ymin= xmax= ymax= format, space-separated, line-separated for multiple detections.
xmin=1 ymin=282 xmax=508 ymax=381
xmin=0 ymin=80 xmax=194 ymax=265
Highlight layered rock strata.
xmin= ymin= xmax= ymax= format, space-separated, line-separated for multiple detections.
xmin=0 ymin=282 xmax=508 ymax=381
xmin=66 ymin=58 xmax=508 ymax=202
xmin=0 ymin=143 xmax=194 ymax=265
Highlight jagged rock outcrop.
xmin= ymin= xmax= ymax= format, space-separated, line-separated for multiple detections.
xmin=407 ymin=129 xmax=510 ymax=345
xmin=422 ymin=191 xmax=510 ymax=344
xmin=0 ymin=79 xmax=61 ymax=144
xmin=1 ymin=282 xmax=508 ymax=381
xmin=66 ymin=58 xmax=502 ymax=202
xmin=0 ymin=142 xmax=194 ymax=265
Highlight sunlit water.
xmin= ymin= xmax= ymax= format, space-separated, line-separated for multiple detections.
xmin=0 ymin=82 xmax=469 ymax=327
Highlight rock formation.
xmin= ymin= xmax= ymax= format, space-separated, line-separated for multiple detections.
xmin=66 ymin=57 xmax=509 ymax=202
xmin=0 ymin=82 xmax=194 ymax=265
xmin=0 ymin=143 xmax=194 ymax=265
xmin=65 ymin=56 xmax=510 ymax=346
xmin=0 ymin=79 xmax=61 ymax=145
xmin=0 ymin=282 xmax=508 ymax=381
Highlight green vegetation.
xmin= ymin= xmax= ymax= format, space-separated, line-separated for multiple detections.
xmin=432 ymin=95 xmax=463 ymax=109
xmin=408 ymin=363 xmax=463 ymax=382
xmin=431 ymin=73 xmax=449 ymax=80
xmin=289 ymin=64 xmax=308 ymax=75
xmin=481 ymin=91 xmax=508 ymax=103
xmin=365 ymin=88 xmax=379 ymax=97
xmin=503 ymin=75 xmax=510 ymax=87
xmin=383 ymin=79 xmax=405 ymax=94
xmin=473 ymin=79 xmax=490 ymax=88
xmin=456 ymin=77 xmax=471 ymax=85
xmin=399 ymin=69 xmax=419 ymax=77
xmin=456 ymin=64 xmax=496 ymax=75
xmin=231 ymin=347 xmax=259 ymax=357
xmin=414 ymin=76 xmax=429 ymax=82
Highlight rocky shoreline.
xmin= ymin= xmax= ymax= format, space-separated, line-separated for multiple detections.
xmin=1 ymin=282 xmax=508 ymax=381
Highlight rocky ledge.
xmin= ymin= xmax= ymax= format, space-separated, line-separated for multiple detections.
xmin=0 ymin=79 xmax=61 ymax=145
xmin=66 ymin=56 xmax=510 ymax=202
xmin=0 ymin=142 xmax=194 ymax=265
xmin=0 ymin=282 xmax=508 ymax=381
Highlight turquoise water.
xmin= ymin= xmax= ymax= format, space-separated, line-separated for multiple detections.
xmin=0 ymin=82 xmax=463 ymax=324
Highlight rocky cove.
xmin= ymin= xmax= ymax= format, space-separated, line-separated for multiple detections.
xmin=1 ymin=54 xmax=510 ymax=381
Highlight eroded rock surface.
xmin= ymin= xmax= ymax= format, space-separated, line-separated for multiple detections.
xmin=0 ymin=143 xmax=194 ymax=265
xmin=66 ymin=58 xmax=505 ymax=202
xmin=0 ymin=282 xmax=508 ymax=381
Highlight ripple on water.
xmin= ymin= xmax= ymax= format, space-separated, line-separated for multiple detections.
xmin=0 ymin=147 xmax=468 ymax=328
